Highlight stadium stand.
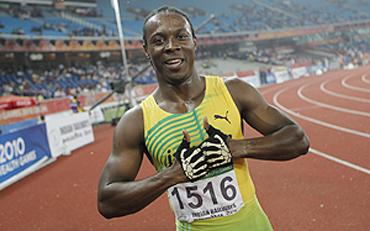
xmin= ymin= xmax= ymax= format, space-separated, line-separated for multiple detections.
xmin=0 ymin=0 xmax=369 ymax=98
xmin=1 ymin=0 xmax=370 ymax=37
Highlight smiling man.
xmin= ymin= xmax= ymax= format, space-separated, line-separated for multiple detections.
xmin=97 ymin=6 xmax=310 ymax=231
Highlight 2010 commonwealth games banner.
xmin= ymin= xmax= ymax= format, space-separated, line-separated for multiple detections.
xmin=0 ymin=124 xmax=52 ymax=190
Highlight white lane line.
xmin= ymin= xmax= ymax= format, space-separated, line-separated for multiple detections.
xmin=361 ymin=75 xmax=370 ymax=84
xmin=290 ymin=105 xmax=322 ymax=112
xmin=321 ymin=79 xmax=370 ymax=104
xmin=298 ymin=84 xmax=370 ymax=117
xmin=342 ymin=75 xmax=370 ymax=93
xmin=310 ymin=148 xmax=370 ymax=175
xmin=273 ymin=86 xmax=370 ymax=138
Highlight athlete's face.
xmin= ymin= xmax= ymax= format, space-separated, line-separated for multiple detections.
xmin=143 ymin=12 xmax=197 ymax=85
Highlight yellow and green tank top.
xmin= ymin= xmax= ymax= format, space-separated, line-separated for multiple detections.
xmin=141 ymin=76 xmax=273 ymax=231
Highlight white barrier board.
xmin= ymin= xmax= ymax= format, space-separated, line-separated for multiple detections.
xmin=241 ymin=74 xmax=261 ymax=88
xmin=87 ymin=106 xmax=105 ymax=125
xmin=274 ymin=70 xmax=290 ymax=83
xmin=45 ymin=112 xmax=94 ymax=157
xmin=292 ymin=66 xmax=308 ymax=79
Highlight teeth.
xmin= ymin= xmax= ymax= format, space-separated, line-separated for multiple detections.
xmin=165 ymin=59 xmax=181 ymax=64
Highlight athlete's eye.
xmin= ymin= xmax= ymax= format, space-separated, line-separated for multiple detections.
xmin=178 ymin=33 xmax=190 ymax=40
xmin=151 ymin=36 xmax=164 ymax=46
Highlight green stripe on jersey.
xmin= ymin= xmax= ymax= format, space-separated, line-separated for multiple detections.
xmin=147 ymin=108 xmax=207 ymax=170
xmin=147 ymin=115 xmax=197 ymax=151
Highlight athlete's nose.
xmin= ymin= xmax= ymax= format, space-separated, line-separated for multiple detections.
xmin=165 ymin=37 xmax=180 ymax=52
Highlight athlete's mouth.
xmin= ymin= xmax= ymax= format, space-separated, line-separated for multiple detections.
xmin=163 ymin=58 xmax=184 ymax=69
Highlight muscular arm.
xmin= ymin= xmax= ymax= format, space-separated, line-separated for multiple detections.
xmin=225 ymin=78 xmax=310 ymax=160
xmin=97 ymin=106 xmax=186 ymax=218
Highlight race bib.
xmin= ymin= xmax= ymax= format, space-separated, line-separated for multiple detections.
xmin=167 ymin=170 xmax=244 ymax=223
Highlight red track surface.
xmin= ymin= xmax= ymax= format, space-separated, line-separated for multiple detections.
xmin=1 ymin=66 xmax=369 ymax=231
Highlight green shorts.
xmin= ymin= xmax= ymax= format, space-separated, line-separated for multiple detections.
xmin=176 ymin=196 xmax=273 ymax=231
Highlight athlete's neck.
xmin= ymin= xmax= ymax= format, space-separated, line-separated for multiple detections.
xmin=157 ymin=72 xmax=204 ymax=103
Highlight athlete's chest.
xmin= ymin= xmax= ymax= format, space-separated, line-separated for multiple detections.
xmin=145 ymin=99 xmax=240 ymax=171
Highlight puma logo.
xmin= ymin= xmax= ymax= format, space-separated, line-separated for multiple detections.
xmin=214 ymin=111 xmax=231 ymax=124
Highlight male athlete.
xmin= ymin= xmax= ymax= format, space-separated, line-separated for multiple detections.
xmin=97 ymin=6 xmax=310 ymax=231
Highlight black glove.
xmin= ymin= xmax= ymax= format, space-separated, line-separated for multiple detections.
xmin=174 ymin=137 xmax=208 ymax=181
xmin=201 ymin=124 xmax=232 ymax=169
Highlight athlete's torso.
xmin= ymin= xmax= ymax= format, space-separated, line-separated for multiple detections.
xmin=141 ymin=76 xmax=270 ymax=231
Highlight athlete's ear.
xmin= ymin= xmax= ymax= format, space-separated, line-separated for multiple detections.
xmin=143 ymin=44 xmax=151 ymax=61
xmin=142 ymin=39 xmax=149 ymax=56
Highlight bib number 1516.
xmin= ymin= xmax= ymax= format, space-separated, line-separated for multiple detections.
xmin=171 ymin=176 xmax=237 ymax=210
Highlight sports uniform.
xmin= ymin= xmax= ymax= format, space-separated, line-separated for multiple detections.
xmin=141 ymin=76 xmax=273 ymax=231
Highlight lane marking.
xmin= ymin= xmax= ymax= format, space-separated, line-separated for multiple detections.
xmin=342 ymin=75 xmax=370 ymax=93
xmin=361 ymin=75 xmax=370 ymax=84
xmin=310 ymin=148 xmax=370 ymax=175
xmin=262 ymin=71 xmax=370 ymax=175
xmin=259 ymin=71 xmax=336 ymax=96
xmin=290 ymin=105 xmax=322 ymax=112
xmin=273 ymin=86 xmax=370 ymax=138
xmin=298 ymin=84 xmax=370 ymax=117
xmin=321 ymin=79 xmax=370 ymax=103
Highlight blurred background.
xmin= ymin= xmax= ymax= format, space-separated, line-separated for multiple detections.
xmin=0 ymin=0 xmax=369 ymax=107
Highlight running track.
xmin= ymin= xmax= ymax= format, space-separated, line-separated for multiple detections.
xmin=0 ymin=66 xmax=369 ymax=231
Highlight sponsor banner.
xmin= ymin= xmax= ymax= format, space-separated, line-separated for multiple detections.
xmin=235 ymin=71 xmax=261 ymax=87
xmin=344 ymin=63 xmax=355 ymax=70
xmin=236 ymin=70 xmax=255 ymax=77
xmin=308 ymin=65 xmax=324 ymax=75
xmin=87 ymin=106 xmax=105 ymax=124
xmin=45 ymin=112 xmax=94 ymax=157
xmin=44 ymin=111 xmax=75 ymax=159
xmin=0 ymin=92 xmax=115 ymax=125
xmin=223 ymin=72 xmax=237 ymax=78
xmin=0 ymin=97 xmax=70 ymax=125
xmin=240 ymin=74 xmax=261 ymax=87
xmin=0 ymin=124 xmax=52 ymax=190
xmin=273 ymin=67 xmax=291 ymax=83
xmin=0 ymin=95 xmax=37 ymax=110
xmin=79 ymin=92 xmax=116 ymax=108
xmin=41 ymin=97 xmax=70 ymax=114
xmin=0 ymin=105 xmax=48 ymax=125
xmin=0 ymin=118 xmax=39 ymax=135
xmin=100 ymin=102 xmax=127 ymax=123
xmin=266 ymin=72 xmax=277 ymax=84
xmin=292 ymin=66 xmax=308 ymax=79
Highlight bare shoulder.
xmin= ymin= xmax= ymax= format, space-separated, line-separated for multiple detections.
xmin=224 ymin=77 xmax=265 ymax=113
xmin=224 ymin=77 xmax=257 ymax=94
xmin=113 ymin=105 xmax=144 ymax=151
